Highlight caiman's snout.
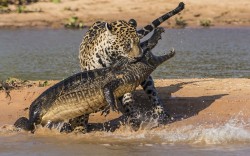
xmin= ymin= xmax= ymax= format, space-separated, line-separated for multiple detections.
xmin=147 ymin=48 xmax=175 ymax=67
xmin=155 ymin=48 xmax=175 ymax=65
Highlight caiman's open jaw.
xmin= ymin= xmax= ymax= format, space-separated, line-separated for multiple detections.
xmin=132 ymin=47 xmax=175 ymax=66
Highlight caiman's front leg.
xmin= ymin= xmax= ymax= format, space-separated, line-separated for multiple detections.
xmin=103 ymin=79 xmax=122 ymax=112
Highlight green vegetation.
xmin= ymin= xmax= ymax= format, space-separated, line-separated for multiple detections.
xmin=0 ymin=0 xmax=10 ymax=13
xmin=64 ymin=16 xmax=85 ymax=29
xmin=17 ymin=5 xmax=26 ymax=13
xmin=175 ymin=16 xmax=187 ymax=28
xmin=51 ymin=0 xmax=61 ymax=4
xmin=0 ymin=0 xmax=39 ymax=6
xmin=0 ymin=0 xmax=9 ymax=7
xmin=0 ymin=77 xmax=33 ymax=91
xmin=0 ymin=0 xmax=41 ymax=14
xmin=39 ymin=80 xmax=49 ymax=87
xmin=0 ymin=5 xmax=10 ymax=13
xmin=200 ymin=19 xmax=212 ymax=27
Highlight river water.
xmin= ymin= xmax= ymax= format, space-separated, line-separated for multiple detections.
xmin=0 ymin=28 xmax=250 ymax=80
xmin=1 ymin=115 xmax=250 ymax=156
xmin=0 ymin=28 xmax=250 ymax=155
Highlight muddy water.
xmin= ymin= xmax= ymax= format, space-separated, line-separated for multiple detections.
xmin=1 ymin=115 xmax=250 ymax=155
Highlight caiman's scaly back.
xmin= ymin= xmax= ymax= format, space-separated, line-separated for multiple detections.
xmin=14 ymin=49 xmax=175 ymax=133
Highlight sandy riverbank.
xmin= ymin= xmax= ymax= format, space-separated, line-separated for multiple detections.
xmin=0 ymin=0 xmax=250 ymax=28
xmin=1 ymin=78 xmax=249 ymax=132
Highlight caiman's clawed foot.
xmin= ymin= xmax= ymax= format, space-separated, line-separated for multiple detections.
xmin=101 ymin=106 xmax=111 ymax=117
xmin=60 ymin=123 xmax=73 ymax=133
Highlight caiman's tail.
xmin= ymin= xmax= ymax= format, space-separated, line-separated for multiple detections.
xmin=14 ymin=117 xmax=35 ymax=132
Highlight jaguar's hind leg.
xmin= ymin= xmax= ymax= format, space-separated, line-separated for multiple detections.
xmin=141 ymin=76 xmax=171 ymax=123
xmin=120 ymin=93 xmax=141 ymax=131
xmin=68 ymin=114 xmax=89 ymax=134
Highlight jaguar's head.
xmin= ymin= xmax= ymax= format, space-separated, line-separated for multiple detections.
xmin=104 ymin=20 xmax=143 ymax=62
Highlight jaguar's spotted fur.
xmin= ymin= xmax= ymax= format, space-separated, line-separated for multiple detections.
xmin=71 ymin=2 xmax=185 ymax=132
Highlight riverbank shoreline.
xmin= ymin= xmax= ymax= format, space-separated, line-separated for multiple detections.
xmin=1 ymin=0 xmax=250 ymax=29
xmin=1 ymin=78 xmax=249 ymax=129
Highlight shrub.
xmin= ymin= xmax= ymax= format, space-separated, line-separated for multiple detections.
xmin=175 ymin=16 xmax=187 ymax=28
xmin=200 ymin=19 xmax=212 ymax=27
xmin=64 ymin=16 xmax=85 ymax=29
xmin=51 ymin=0 xmax=61 ymax=3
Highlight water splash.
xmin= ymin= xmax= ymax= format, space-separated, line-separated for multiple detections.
xmin=81 ymin=113 xmax=250 ymax=145
xmin=1 ymin=113 xmax=250 ymax=145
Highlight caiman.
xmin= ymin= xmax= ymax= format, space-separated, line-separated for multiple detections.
xmin=14 ymin=48 xmax=175 ymax=133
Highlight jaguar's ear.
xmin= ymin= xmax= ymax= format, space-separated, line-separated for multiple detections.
xmin=105 ymin=23 xmax=112 ymax=33
xmin=128 ymin=19 xmax=137 ymax=28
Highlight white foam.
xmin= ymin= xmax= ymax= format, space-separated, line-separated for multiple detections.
xmin=90 ymin=114 xmax=250 ymax=145
xmin=2 ymin=114 xmax=250 ymax=145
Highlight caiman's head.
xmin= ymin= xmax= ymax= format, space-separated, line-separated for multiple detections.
xmin=142 ymin=48 xmax=175 ymax=68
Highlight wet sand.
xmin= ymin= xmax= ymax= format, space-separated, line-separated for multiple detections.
xmin=0 ymin=0 xmax=250 ymax=28
xmin=1 ymin=78 xmax=249 ymax=130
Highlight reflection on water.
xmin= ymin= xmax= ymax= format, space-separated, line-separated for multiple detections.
xmin=0 ymin=28 xmax=250 ymax=80
xmin=1 ymin=134 xmax=250 ymax=156
xmin=1 ymin=115 xmax=250 ymax=155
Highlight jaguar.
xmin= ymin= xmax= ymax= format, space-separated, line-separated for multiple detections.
xmin=69 ymin=2 xmax=185 ymax=132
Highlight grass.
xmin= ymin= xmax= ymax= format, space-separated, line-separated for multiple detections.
xmin=0 ymin=0 xmax=42 ymax=14
xmin=0 ymin=0 xmax=8 ymax=7
xmin=17 ymin=5 xmax=26 ymax=13
xmin=175 ymin=16 xmax=187 ymax=28
xmin=0 ymin=77 xmax=50 ymax=91
xmin=64 ymin=16 xmax=85 ymax=29
xmin=0 ymin=77 xmax=33 ymax=91
xmin=200 ymin=19 xmax=212 ymax=27
xmin=39 ymin=80 xmax=49 ymax=87
xmin=51 ymin=0 xmax=61 ymax=3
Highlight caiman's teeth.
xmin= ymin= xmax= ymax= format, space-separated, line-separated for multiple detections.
xmin=171 ymin=47 xmax=175 ymax=52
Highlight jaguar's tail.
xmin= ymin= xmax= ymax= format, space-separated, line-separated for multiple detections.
xmin=137 ymin=2 xmax=185 ymax=38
